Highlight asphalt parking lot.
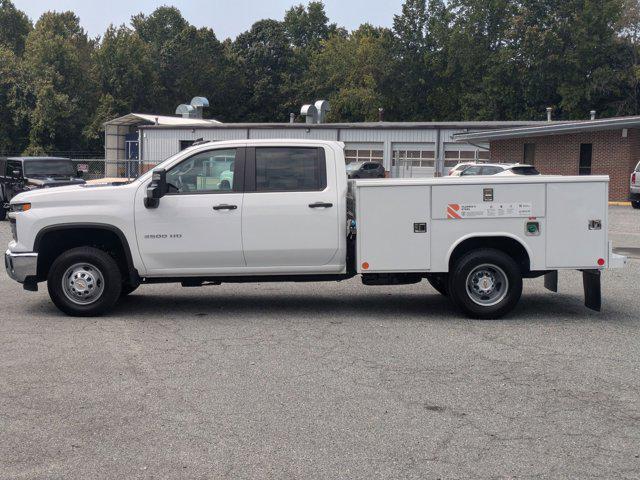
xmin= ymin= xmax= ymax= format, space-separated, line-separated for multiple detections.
xmin=1 ymin=206 xmax=639 ymax=479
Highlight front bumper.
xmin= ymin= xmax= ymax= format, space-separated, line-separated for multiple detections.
xmin=5 ymin=250 xmax=37 ymax=283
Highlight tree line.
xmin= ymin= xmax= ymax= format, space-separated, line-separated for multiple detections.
xmin=0 ymin=0 xmax=639 ymax=155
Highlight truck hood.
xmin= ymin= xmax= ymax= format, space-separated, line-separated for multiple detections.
xmin=11 ymin=181 xmax=138 ymax=205
xmin=25 ymin=176 xmax=86 ymax=187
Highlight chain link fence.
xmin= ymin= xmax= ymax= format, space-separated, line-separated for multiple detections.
xmin=71 ymin=160 xmax=146 ymax=180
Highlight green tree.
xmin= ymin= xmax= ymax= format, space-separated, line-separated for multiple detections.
xmin=22 ymin=11 xmax=98 ymax=153
xmin=0 ymin=0 xmax=31 ymax=55
xmin=309 ymin=25 xmax=397 ymax=121
xmin=233 ymin=20 xmax=294 ymax=121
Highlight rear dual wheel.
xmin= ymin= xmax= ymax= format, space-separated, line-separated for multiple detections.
xmin=632 ymin=201 xmax=640 ymax=210
xmin=447 ymin=248 xmax=522 ymax=319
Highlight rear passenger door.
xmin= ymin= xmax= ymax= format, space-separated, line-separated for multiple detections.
xmin=241 ymin=146 xmax=340 ymax=270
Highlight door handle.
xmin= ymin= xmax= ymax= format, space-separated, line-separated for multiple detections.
xmin=309 ymin=202 xmax=333 ymax=208
xmin=213 ymin=204 xmax=238 ymax=211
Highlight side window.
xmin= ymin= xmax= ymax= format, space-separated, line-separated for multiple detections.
xmin=255 ymin=147 xmax=326 ymax=192
xmin=166 ymin=149 xmax=237 ymax=194
xmin=461 ymin=166 xmax=482 ymax=176
xmin=7 ymin=161 xmax=22 ymax=177
xmin=481 ymin=166 xmax=502 ymax=175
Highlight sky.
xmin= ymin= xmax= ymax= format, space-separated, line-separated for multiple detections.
xmin=13 ymin=0 xmax=405 ymax=40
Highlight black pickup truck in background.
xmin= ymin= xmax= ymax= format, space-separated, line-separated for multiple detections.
xmin=0 ymin=157 xmax=86 ymax=220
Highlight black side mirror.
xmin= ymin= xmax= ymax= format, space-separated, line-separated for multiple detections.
xmin=76 ymin=170 xmax=84 ymax=178
xmin=144 ymin=168 xmax=167 ymax=209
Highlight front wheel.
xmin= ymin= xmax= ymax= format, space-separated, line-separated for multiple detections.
xmin=448 ymin=248 xmax=522 ymax=319
xmin=47 ymin=247 xmax=122 ymax=317
xmin=632 ymin=201 xmax=640 ymax=210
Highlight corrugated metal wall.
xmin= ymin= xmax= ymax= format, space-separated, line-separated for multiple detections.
xmin=141 ymin=126 xmax=489 ymax=175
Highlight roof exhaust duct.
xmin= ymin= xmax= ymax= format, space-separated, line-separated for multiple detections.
xmin=175 ymin=96 xmax=210 ymax=119
xmin=315 ymin=100 xmax=330 ymax=124
xmin=590 ymin=110 xmax=596 ymax=121
xmin=546 ymin=107 xmax=553 ymax=122
xmin=301 ymin=104 xmax=318 ymax=124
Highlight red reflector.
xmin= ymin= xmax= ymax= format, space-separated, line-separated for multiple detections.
xmin=597 ymin=258 xmax=605 ymax=266
xmin=362 ymin=262 xmax=370 ymax=270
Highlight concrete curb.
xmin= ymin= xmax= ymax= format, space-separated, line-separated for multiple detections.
xmin=609 ymin=201 xmax=631 ymax=206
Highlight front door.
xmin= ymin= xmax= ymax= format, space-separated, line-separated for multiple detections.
xmin=134 ymin=148 xmax=246 ymax=275
xmin=241 ymin=146 xmax=340 ymax=270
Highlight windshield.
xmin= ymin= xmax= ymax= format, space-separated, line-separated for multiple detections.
xmin=346 ymin=162 xmax=363 ymax=171
xmin=24 ymin=160 xmax=75 ymax=176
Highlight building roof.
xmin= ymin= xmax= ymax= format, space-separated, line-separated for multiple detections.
xmin=104 ymin=113 xmax=221 ymax=127
xmin=138 ymin=120 xmax=550 ymax=131
xmin=453 ymin=116 xmax=640 ymax=142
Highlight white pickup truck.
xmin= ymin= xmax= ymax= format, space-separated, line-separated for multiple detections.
xmin=4 ymin=140 xmax=626 ymax=318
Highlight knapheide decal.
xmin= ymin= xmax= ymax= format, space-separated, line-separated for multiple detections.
xmin=447 ymin=203 xmax=462 ymax=219
xmin=447 ymin=202 xmax=533 ymax=219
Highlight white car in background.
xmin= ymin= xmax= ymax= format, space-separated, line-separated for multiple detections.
xmin=451 ymin=162 xmax=540 ymax=177
xmin=631 ymin=161 xmax=640 ymax=209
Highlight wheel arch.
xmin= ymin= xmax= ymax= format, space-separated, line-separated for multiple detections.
xmin=34 ymin=223 xmax=138 ymax=283
xmin=447 ymin=233 xmax=532 ymax=274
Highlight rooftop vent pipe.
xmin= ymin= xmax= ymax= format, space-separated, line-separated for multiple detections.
xmin=378 ymin=107 xmax=385 ymax=122
xmin=315 ymin=100 xmax=330 ymax=124
xmin=175 ymin=97 xmax=210 ymax=119
xmin=546 ymin=107 xmax=553 ymax=122
xmin=301 ymin=104 xmax=318 ymax=124
xmin=590 ymin=110 xmax=596 ymax=121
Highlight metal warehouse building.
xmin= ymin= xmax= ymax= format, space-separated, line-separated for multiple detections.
xmin=104 ymin=113 xmax=546 ymax=178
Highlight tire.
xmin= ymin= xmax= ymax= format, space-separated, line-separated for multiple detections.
xmin=47 ymin=247 xmax=122 ymax=317
xmin=448 ymin=248 xmax=522 ymax=319
xmin=632 ymin=201 xmax=640 ymax=210
xmin=427 ymin=274 xmax=449 ymax=296
xmin=120 ymin=282 xmax=139 ymax=297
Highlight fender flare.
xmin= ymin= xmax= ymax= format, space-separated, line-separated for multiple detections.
xmin=33 ymin=223 xmax=138 ymax=283
xmin=445 ymin=232 xmax=533 ymax=269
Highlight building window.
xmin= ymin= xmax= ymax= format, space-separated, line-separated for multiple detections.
xmin=344 ymin=149 xmax=384 ymax=165
xmin=524 ymin=143 xmax=536 ymax=166
xmin=443 ymin=149 xmax=489 ymax=167
xmin=392 ymin=149 xmax=435 ymax=167
xmin=579 ymin=143 xmax=592 ymax=175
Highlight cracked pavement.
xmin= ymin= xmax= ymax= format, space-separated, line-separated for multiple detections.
xmin=0 ymin=206 xmax=639 ymax=479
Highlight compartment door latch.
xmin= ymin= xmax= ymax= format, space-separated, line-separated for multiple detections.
xmin=588 ymin=220 xmax=602 ymax=230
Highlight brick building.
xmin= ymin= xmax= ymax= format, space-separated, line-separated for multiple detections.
xmin=454 ymin=117 xmax=640 ymax=201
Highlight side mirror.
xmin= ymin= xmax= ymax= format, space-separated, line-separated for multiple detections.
xmin=76 ymin=170 xmax=84 ymax=178
xmin=144 ymin=168 xmax=167 ymax=209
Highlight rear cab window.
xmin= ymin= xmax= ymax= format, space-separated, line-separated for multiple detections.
xmin=251 ymin=147 xmax=326 ymax=192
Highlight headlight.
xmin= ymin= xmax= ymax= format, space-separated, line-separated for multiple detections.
xmin=11 ymin=203 xmax=31 ymax=212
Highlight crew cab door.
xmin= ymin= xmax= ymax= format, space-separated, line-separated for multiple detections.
xmin=241 ymin=146 xmax=341 ymax=270
xmin=134 ymin=148 xmax=245 ymax=275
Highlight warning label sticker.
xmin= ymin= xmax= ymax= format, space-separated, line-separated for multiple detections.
xmin=447 ymin=202 xmax=532 ymax=219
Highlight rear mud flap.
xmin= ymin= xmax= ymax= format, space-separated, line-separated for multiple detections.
xmin=582 ymin=269 xmax=601 ymax=312
xmin=544 ymin=271 xmax=558 ymax=292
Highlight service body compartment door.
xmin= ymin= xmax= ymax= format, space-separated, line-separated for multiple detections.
xmin=357 ymin=185 xmax=430 ymax=272
xmin=546 ymin=182 xmax=608 ymax=268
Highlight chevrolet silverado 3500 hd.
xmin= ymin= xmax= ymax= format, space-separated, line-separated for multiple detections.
xmin=5 ymin=140 xmax=626 ymax=318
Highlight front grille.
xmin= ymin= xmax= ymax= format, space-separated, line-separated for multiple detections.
xmin=10 ymin=219 xmax=17 ymax=242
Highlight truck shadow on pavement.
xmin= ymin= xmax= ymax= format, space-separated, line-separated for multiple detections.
xmin=84 ymin=290 xmax=631 ymax=323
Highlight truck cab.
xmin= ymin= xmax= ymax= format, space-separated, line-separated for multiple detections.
xmin=4 ymin=140 xmax=626 ymax=318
